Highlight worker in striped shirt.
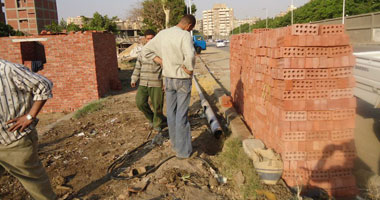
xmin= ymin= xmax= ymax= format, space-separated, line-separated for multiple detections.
xmin=131 ymin=30 xmax=167 ymax=133
xmin=0 ymin=59 xmax=56 ymax=199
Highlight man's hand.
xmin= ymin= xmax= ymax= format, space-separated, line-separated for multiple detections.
xmin=131 ymin=82 xmax=136 ymax=88
xmin=182 ymin=66 xmax=193 ymax=76
xmin=6 ymin=115 xmax=33 ymax=132
xmin=153 ymin=56 xmax=163 ymax=66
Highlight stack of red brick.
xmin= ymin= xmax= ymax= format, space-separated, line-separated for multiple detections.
xmin=230 ymin=24 xmax=357 ymax=197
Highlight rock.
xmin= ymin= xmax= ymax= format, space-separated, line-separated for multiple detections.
xmin=56 ymin=185 xmax=72 ymax=191
xmin=101 ymin=151 xmax=110 ymax=156
xmin=158 ymin=177 xmax=168 ymax=184
xmin=52 ymin=176 xmax=65 ymax=186
xmin=117 ymin=194 xmax=127 ymax=200
xmin=209 ymin=176 xmax=219 ymax=188
xmin=201 ymin=185 xmax=209 ymax=191
xmin=234 ymin=171 xmax=245 ymax=185
xmin=76 ymin=132 xmax=85 ymax=137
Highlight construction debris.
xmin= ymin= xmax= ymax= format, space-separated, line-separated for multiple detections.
xmin=118 ymin=43 xmax=143 ymax=62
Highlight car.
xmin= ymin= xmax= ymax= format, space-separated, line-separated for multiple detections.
xmin=216 ymin=40 xmax=226 ymax=48
xmin=193 ymin=35 xmax=206 ymax=54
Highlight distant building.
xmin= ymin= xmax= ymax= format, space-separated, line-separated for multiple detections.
xmin=202 ymin=4 xmax=234 ymax=38
xmin=276 ymin=11 xmax=287 ymax=18
xmin=0 ymin=0 xmax=5 ymax=24
xmin=115 ymin=17 xmax=143 ymax=37
xmin=67 ymin=16 xmax=85 ymax=27
xmin=234 ymin=17 xmax=260 ymax=27
xmin=4 ymin=0 xmax=58 ymax=35
xmin=202 ymin=9 xmax=213 ymax=37
xmin=276 ymin=5 xmax=297 ymax=18
xmin=194 ymin=19 xmax=203 ymax=33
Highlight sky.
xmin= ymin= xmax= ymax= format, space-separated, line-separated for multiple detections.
xmin=57 ymin=0 xmax=310 ymax=21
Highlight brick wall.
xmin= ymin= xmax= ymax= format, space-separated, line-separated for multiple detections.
xmin=230 ymin=24 xmax=357 ymax=198
xmin=0 ymin=31 xmax=121 ymax=113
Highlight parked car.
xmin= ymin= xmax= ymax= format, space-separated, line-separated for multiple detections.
xmin=193 ymin=35 xmax=206 ymax=54
xmin=216 ymin=40 xmax=226 ymax=48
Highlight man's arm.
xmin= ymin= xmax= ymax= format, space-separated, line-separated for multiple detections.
xmin=7 ymin=100 xmax=46 ymax=132
xmin=141 ymin=33 xmax=161 ymax=61
xmin=6 ymin=64 xmax=53 ymax=132
xmin=181 ymin=32 xmax=196 ymax=75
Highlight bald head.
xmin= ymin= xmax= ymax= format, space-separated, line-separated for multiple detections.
xmin=178 ymin=15 xmax=196 ymax=31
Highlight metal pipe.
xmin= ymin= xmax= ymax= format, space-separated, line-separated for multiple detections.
xmin=193 ymin=76 xmax=223 ymax=139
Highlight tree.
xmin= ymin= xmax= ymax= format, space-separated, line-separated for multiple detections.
xmin=139 ymin=0 xmax=197 ymax=32
xmin=66 ymin=23 xmax=81 ymax=32
xmin=59 ymin=18 xmax=67 ymax=29
xmin=232 ymin=0 xmax=380 ymax=34
xmin=82 ymin=12 xmax=119 ymax=33
xmin=45 ymin=21 xmax=63 ymax=33
xmin=0 ymin=22 xmax=24 ymax=37
xmin=162 ymin=0 xmax=170 ymax=28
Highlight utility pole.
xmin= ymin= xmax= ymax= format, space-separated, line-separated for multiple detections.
xmin=187 ymin=0 xmax=193 ymax=36
xmin=265 ymin=8 xmax=268 ymax=28
xmin=188 ymin=0 xmax=192 ymax=14
xmin=291 ymin=0 xmax=294 ymax=25
xmin=342 ymin=0 xmax=346 ymax=24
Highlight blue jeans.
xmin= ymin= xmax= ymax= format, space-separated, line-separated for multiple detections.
xmin=165 ymin=78 xmax=192 ymax=158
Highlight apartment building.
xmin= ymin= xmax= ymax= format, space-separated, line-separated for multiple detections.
xmin=202 ymin=9 xmax=213 ymax=37
xmin=67 ymin=16 xmax=85 ymax=27
xmin=194 ymin=18 xmax=203 ymax=33
xmin=202 ymin=4 xmax=234 ymax=38
xmin=4 ymin=0 xmax=58 ymax=34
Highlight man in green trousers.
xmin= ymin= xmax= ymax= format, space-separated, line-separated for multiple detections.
xmin=0 ymin=59 xmax=56 ymax=200
xmin=131 ymin=29 xmax=166 ymax=133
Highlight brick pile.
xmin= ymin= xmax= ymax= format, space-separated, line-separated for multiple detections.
xmin=0 ymin=31 xmax=121 ymax=113
xmin=230 ymin=24 xmax=357 ymax=197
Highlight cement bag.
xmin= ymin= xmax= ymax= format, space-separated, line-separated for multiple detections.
xmin=242 ymin=139 xmax=265 ymax=162
xmin=252 ymin=149 xmax=283 ymax=185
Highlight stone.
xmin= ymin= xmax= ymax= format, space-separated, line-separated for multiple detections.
xmin=209 ymin=176 xmax=219 ymax=187
xmin=234 ymin=170 xmax=245 ymax=185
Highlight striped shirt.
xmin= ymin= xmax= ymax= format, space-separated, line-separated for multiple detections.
xmin=0 ymin=59 xmax=53 ymax=145
xmin=131 ymin=51 xmax=163 ymax=87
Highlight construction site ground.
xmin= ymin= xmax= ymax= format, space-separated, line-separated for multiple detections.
xmin=0 ymin=46 xmax=295 ymax=200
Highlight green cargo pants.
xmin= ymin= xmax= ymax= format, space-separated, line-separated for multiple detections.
xmin=136 ymin=85 xmax=166 ymax=130
xmin=0 ymin=130 xmax=56 ymax=200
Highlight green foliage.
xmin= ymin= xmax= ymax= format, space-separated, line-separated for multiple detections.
xmin=45 ymin=21 xmax=63 ymax=33
xmin=66 ymin=23 xmax=81 ymax=32
xmin=44 ymin=12 xmax=119 ymax=34
xmin=59 ymin=18 xmax=67 ymax=29
xmin=74 ymin=99 xmax=104 ymax=119
xmin=232 ymin=0 xmax=380 ymax=34
xmin=141 ymin=0 xmax=197 ymax=32
xmin=0 ymin=22 xmax=24 ymax=37
xmin=82 ymin=12 xmax=119 ymax=33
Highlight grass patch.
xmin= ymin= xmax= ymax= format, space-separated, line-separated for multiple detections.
xmin=73 ymin=99 xmax=105 ymax=119
xmin=216 ymin=137 xmax=261 ymax=199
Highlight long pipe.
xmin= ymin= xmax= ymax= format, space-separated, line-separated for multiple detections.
xmin=193 ymin=76 xmax=223 ymax=139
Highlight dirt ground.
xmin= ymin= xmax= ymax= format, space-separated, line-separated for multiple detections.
xmin=0 ymin=55 xmax=294 ymax=200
